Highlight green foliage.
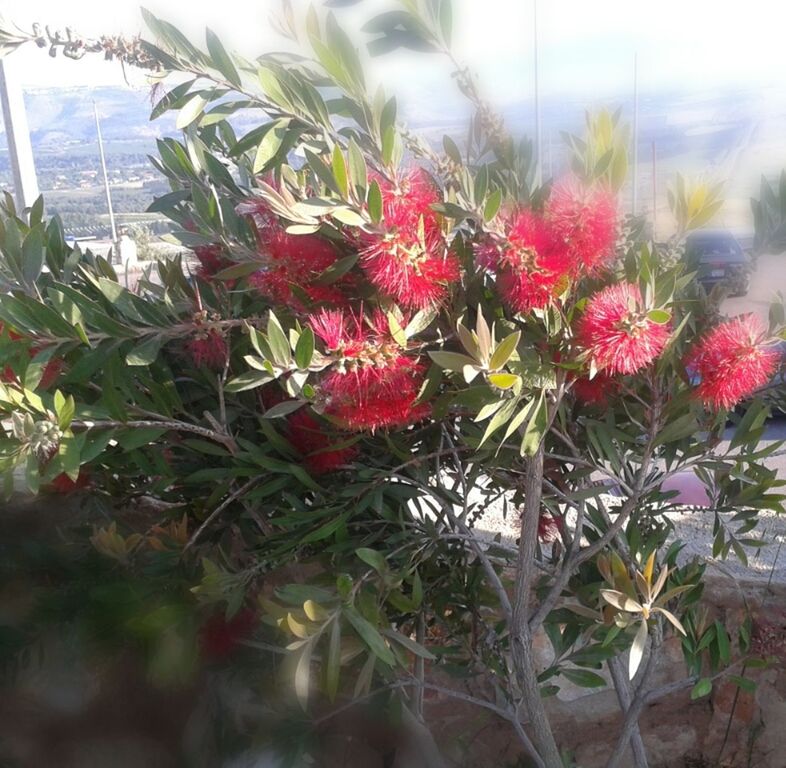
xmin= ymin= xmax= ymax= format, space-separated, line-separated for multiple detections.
xmin=0 ymin=3 xmax=784 ymax=766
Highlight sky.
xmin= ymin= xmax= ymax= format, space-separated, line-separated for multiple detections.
xmin=3 ymin=0 xmax=785 ymax=109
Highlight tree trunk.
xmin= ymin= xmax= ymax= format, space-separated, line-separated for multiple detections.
xmin=510 ymin=448 xmax=563 ymax=768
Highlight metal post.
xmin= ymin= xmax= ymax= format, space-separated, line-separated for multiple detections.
xmin=651 ymin=140 xmax=657 ymax=230
xmin=632 ymin=52 xmax=639 ymax=215
xmin=547 ymin=130 xmax=553 ymax=179
xmin=93 ymin=101 xmax=118 ymax=262
xmin=0 ymin=57 xmax=39 ymax=211
xmin=533 ymin=0 xmax=542 ymax=187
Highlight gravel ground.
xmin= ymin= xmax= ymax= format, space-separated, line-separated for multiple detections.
xmin=472 ymin=474 xmax=786 ymax=584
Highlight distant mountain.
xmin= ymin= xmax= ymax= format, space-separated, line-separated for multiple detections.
xmin=11 ymin=86 xmax=175 ymax=153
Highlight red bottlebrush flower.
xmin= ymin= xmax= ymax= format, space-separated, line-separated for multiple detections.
xmin=310 ymin=308 xmax=365 ymax=353
xmin=286 ymin=408 xmax=358 ymax=475
xmin=360 ymin=169 xmax=459 ymax=309
xmin=38 ymin=357 xmax=64 ymax=389
xmin=687 ymin=314 xmax=780 ymax=410
xmin=309 ymin=308 xmax=430 ymax=432
xmin=547 ymin=181 xmax=617 ymax=274
xmin=577 ymin=283 xmax=670 ymax=375
xmin=199 ymin=608 xmax=257 ymax=662
xmin=538 ymin=512 xmax=561 ymax=543
xmin=479 ymin=210 xmax=572 ymax=313
xmin=237 ymin=198 xmax=346 ymax=308
xmin=47 ymin=470 xmax=91 ymax=494
xmin=571 ymin=372 xmax=619 ymax=406
xmin=194 ymin=243 xmax=233 ymax=281
xmin=186 ymin=329 xmax=227 ymax=371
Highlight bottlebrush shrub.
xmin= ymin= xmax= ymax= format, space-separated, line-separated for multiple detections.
xmin=0 ymin=4 xmax=785 ymax=767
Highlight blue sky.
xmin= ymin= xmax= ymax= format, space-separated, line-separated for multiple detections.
xmin=5 ymin=0 xmax=784 ymax=107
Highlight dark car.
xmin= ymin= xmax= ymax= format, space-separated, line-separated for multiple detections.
xmin=759 ymin=339 xmax=786 ymax=415
xmin=685 ymin=229 xmax=752 ymax=296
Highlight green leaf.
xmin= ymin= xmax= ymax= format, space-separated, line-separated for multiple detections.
xmin=647 ymin=309 xmax=671 ymax=325
xmin=305 ymin=148 xmax=341 ymax=195
xmin=264 ymin=400 xmax=303 ymax=419
xmin=126 ymin=335 xmax=163 ymax=367
xmin=729 ymin=675 xmax=756 ymax=693
xmin=326 ymin=618 xmax=341 ymax=702
xmin=331 ymin=207 xmax=366 ymax=226
xmin=117 ymin=428 xmax=167 ymax=452
xmin=521 ymin=391 xmax=548 ymax=456
xmin=367 ymin=180 xmax=383 ymax=223
xmin=382 ymin=628 xmax=436 ymax=660
xmin=206 ymin=28 xmax=241 ymax=87
xmin=22 ymin=226 xmax=45 ymax=285
xmin=253 ymin=120 xmax=289 ymax=174
xmin=55 ymin=392 xmax=75 ymax=430
xmin=489 ymin=331 xmax=520 ymax=370
xmin=387 ymin=312 xmax=407 ymax=348
xmin=356 ymin=547 xmax=386 ymax=573
xmin=212 ymin=261 xmax=263 ymax=281
xmin=654 ymin=413 xmax=699 ymax=446
xmin=404 ymin=308 xmax=437 ymax=338
xmin=428 ymin=351 xmax=478 ymax=372
xmin=295 ymin=326 xmax=314 ymax=369
xmin=332 ymin=145 xmax=349 ymax=198
xmin=266 ymin=312 xmax=292 ymax=367
xmin=629 ymin=619 xmax=649 ymax=679
xmin=691 ymin=677 xmax=712 ymax=700
xmin=715 ymin=621 xmax=731 ymax=664
xmin=294 ymin=642 xmax=312 ymax=708
xmin=347 ymin=138 xmax=368 ymax=200
xmin=443 ymin=135 xmax=462 ymax=165
xmin=225 ymin=370 xmax=274 ymax=392
xmin=314 ymin=253 xmax=358 ymax=285
xmin=562 ymin=668 xmax=607 ymax=688
xmin=487 ymin=372 xmax=520 ymax=390
xmin=176 ymin=93 xmax=209 ymax=130
xmin=344 ymin=609 xmax=395 ymax=666
xmin=151 ymin=79 xmax=196 ymax=120
xmin=484 ymin=188 xmax=502 ymax=221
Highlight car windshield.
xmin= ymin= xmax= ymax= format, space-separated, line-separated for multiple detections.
xmin=687 ymin=236 xmax=742 ymax=257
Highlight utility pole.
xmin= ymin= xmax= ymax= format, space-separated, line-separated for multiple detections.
xmin=651 ymin=140 xmax=657 ymax=230
xmin=632 ymin=52 xmax=639 ymax=216
xmin=0 ymin=57 xmax=39 ymax=211
xmin=93 ymin=100 xmax=119 ymax=263
xmin=533 ymin=0 xmax=542 ymax=187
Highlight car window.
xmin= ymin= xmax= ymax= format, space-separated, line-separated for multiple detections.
xmin=687 ymin=237 xmax=742 ymax=257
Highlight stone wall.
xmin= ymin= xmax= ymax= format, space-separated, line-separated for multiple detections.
xmin=422 ymin=573 xmax=786 ymax=767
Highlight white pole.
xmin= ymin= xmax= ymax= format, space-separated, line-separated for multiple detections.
xmin=632 ymin=52 xmax=639 ymax=215
xmin=533 ymin=0 xmax=542 ymax=187
xmin=93 ymin=100 xmax=119 ymax=262
xmin=0 ymin=57 xmax=39 ymax=211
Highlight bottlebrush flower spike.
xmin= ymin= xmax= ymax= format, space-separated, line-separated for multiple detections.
xmin=309 ymin=308 xmax=368 ymax=355
xmin=571 ymin=372 xmax=619 ymax=406
xmin=309 ymin=308 xmax=430 ymax=432
xmin=687 ymin=314 xmax=781 ymax=410
xmin=361 ymin=169 xmax=459 ymax=309
xmin=478 ymin=210 xmax=572 ymax=313
xmin=186 ymin=311 xmax=228 ymax=371
xmin=538 ymin=512 xmax=561 ymax=543
xmin=199 ymin=608 xmax=257 ymax=662
xmin=287 ymin=408 xmax=358 ymax=475
xmin=194 ymin=243 xmax=232 ymax=281
xmin=547 ymin=180 xmax=617 ymax=274
xmin=187 ymin=330 xmax=227 ymax=370
xmin=577 ymin=283 xmax=670 ymax=375
xmin=237 ymin=197 xmax=347 ymax=308
xmin=48 ymin=470 xmax=91 ymax=494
